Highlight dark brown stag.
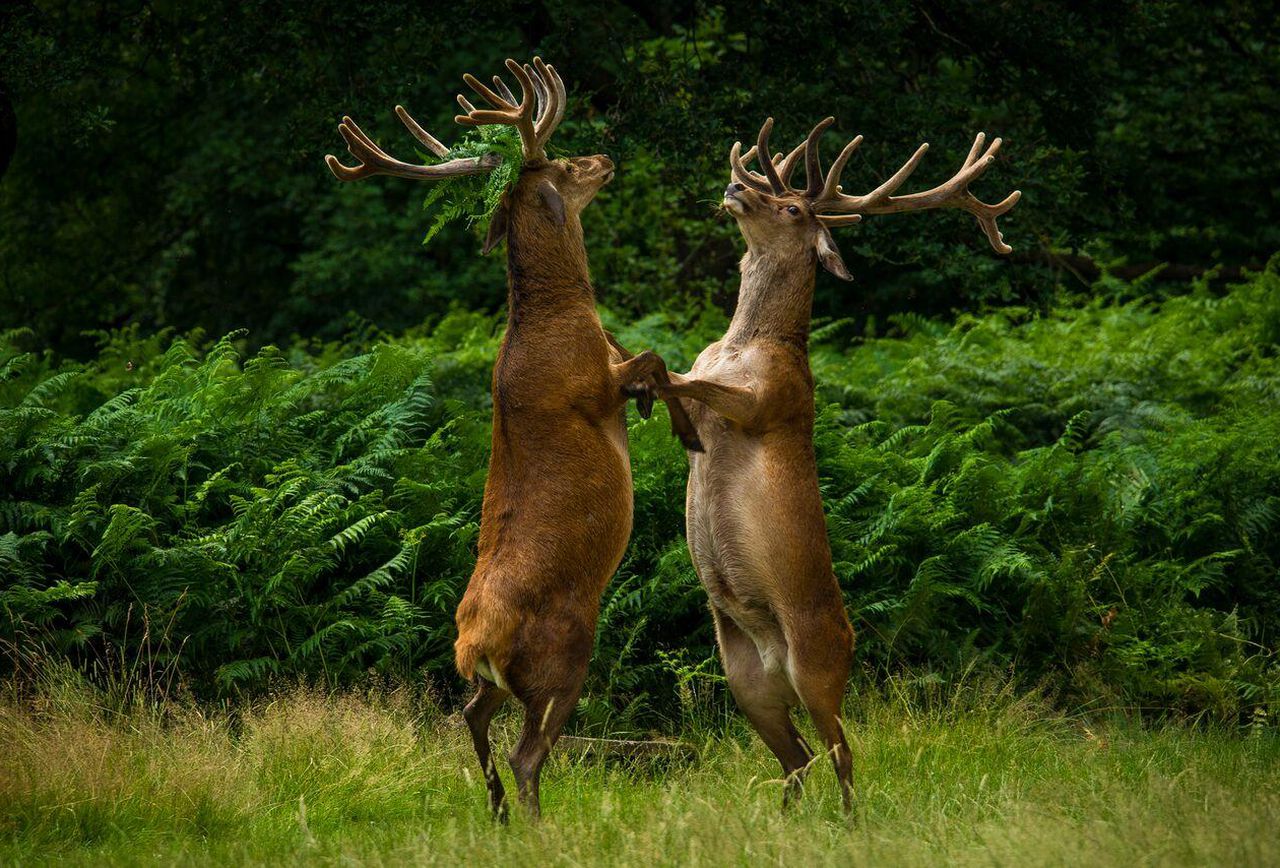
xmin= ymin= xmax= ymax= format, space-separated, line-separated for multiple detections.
xmin=658 ymin=118 xmax=1019 ymax=812
xmin=327 ymin=58 xmax=700 ymax=820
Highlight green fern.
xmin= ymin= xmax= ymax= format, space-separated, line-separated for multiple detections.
xmin=418 ymin=126 xmax=525 ymax=244
xmin=2 ymin=266 xmax=1279 ymax=723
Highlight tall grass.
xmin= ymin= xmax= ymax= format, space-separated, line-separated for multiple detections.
xmin=1 ymin=671 xmax=1277 ymax=866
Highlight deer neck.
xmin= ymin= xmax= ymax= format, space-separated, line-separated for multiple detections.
xmin=504 ymin=206 xmax=596 ymax=317
xmin=724 ymin=245 xmax=816 ymax=350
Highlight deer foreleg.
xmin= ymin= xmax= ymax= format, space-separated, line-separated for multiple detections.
xmin=610 ymin=350 xmax=657 ymax=418
xmin=610 ymin=351 xmax=704 ymax=452
xmin=656 ymin=376 xmax=757 ymax=427
xmin=602 ymin=329 xmax=634 ymax=362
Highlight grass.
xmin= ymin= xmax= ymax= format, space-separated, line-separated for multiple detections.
xmin=1 ymin=673 xmax=1277 ymax=867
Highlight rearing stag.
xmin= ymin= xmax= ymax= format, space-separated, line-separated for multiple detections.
xmin=327 ymin=58 xmax=700 ymax=820
xmin=658 ymin=117 xmax=1019 ymax=812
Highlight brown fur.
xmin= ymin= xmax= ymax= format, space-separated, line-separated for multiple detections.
xmin=658 ymin=182 xmax=857 ymax=812
xmin=670 ymin=118 xmax=1017 ymax=812
xmin=327 ymin=61 xmax=700 ymax=820
xmin=454 ymin=155 xmax=698 ymax=820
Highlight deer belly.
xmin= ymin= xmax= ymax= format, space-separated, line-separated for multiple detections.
xmin=541 ymin=432 xmax=633 ymax=576
xmin=686 ymin=445 xmax=783 ymax=634
xmin=590 ymin=409 xmax=633 ymax=553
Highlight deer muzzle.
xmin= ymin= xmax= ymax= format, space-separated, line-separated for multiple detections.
xmin=723 ymin=182 xmax=747 ymax=213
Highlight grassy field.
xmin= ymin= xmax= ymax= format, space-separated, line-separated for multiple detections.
xmin=2 ymin=675 xmax=1277 ymax=867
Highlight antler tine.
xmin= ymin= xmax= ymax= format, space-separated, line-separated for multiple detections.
xmin=814 ymin=131 xmax=1020 ymax=254
xmin=818 ymin=213 xmax=863 ymax=226
xmin=802 ymin=117 xmax=835 ymax=197
xmin=549 ymin=62 xmax=568 ymax=129
xmin=729 ymin=141 xmax=774 ymax=193
xmin=523 ymin=63 xmax=548 ymax=126
xmin=817 ymin=135 xmax=863 ymax=203
xmin=505 ymin=58 xmax=541 ymax=159
xmin=491 ymin=74 xmax=517 ymax=106
xmin=777 ymin=142 xmax=806 ymax=189
xmin=531 ymin=57 xmax=566 ymax=149
xmin=755 ymin=118 xmax=786 ymax=195
xmin=325 ymin=114 xmax=499 ymax=183
xmin=395 ymin=105 xmax=449 ymax=158
xmin=962 ymin=131 xmax=988 ymax=167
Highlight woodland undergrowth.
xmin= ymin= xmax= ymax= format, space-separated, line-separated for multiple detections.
xmin=2 ymin=263 xmax=1278 ymax=727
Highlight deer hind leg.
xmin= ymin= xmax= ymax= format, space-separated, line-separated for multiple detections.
xmin=788 ymin=621 xmax=856 ymax=813
xmin=463 ymin=678 xmax=510 ymax=821
xmin=506 ymin=682 xmax=580 ymax=821
xmin=712 ymin=605 xmax=814 ymax=806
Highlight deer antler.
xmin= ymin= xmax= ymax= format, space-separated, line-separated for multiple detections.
xmin=808 ymin=125 xmax=1021 ymax=254
xmin=325 ymin=105 xmax=500 ymax=182
xmin=455 ymin=56 xmax=566 ymax=162
xmin=732 ymin=119 xmax=1021 ymax=254
xmin=326 ymin=57 xmax=567 ymax=183
xmin=730 ymin=118 xmax=822 ymax=197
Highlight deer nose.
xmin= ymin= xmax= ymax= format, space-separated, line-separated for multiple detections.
xmin=725 ymin=182 xmax=745 ymax=195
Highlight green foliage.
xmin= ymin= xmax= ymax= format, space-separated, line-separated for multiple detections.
xmin=2 ymin=2 xmax=1276 ymax=352
xmin=4 ymin=266 xmax=1278 ymax=723
xmin=0 ymin=312 xmax=502 ymax=692
xmin=805 ymin=265 xmax=1280 ymax=717
xmin=418 ymin=126 xmax=524 ymax=244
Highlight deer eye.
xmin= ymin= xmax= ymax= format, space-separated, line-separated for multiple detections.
xmin=566 ymin=164 xmax=576 ymax=174
xmin=786 ymin=205 xmax=800 ymax=216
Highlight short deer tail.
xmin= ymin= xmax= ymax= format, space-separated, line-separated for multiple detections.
xmin=454 ymin=593 xmax=514 ymax=689
xmin=454 ymin=636 xmax=483 ymax=682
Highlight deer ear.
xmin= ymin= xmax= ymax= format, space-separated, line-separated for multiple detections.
xmin=537 ymin=179 xmax=566 ymax=227
xmin=815 ymin=225 xmax=852 ymax=281
xmin=481 ymin=195 xmax=510 ymax=256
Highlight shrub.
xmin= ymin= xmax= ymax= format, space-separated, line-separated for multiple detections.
xmin=3 ymin=264 xmax=1278 ymax=723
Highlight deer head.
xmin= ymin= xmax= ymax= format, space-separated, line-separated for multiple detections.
xmin=325 ymin=57 xmax=614 ymax=254
xmin=722 ymin=117 xmax=1021 ymax=279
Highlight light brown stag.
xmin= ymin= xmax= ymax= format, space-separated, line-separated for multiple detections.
xmin=327 ymin=58 xmax=701 ymax=820
xmin=658 ymin=118 xmax=1019 ymax=811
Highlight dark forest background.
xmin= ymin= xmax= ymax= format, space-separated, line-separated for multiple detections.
xmin=3 ymin=1 xmax=1276 ymax=354
xmin=2 ymin=1 xmax=1279 ymax=726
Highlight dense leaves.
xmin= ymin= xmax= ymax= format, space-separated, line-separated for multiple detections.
xmin=2 ymin=2 xmax=1277 ymax=353
xmin=4 ymin=265 xmax=1278 ymax=723
xmin=0 ymin=318 xmax=497 ymax=691
xmin=2 ymin=0 xmax=1277 ymax=729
